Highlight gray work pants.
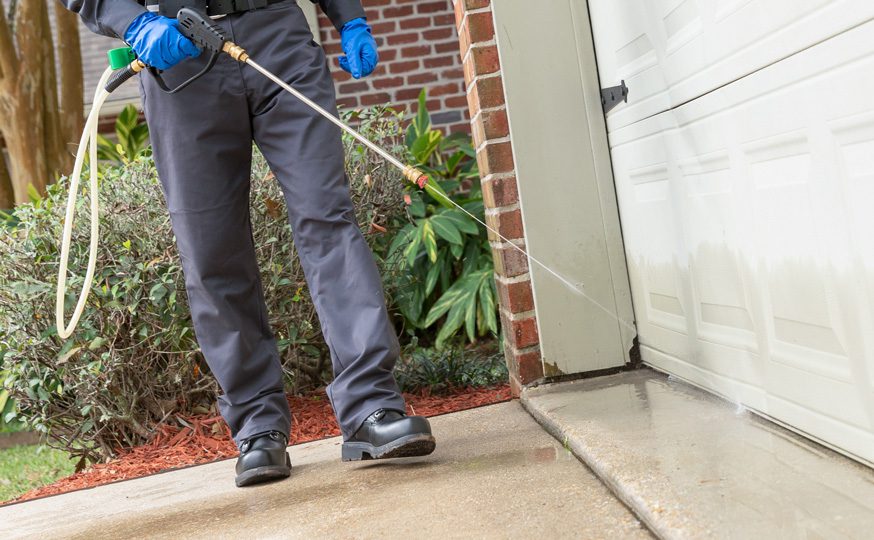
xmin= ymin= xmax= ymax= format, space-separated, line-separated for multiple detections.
xmin=139 ymin=0 xmax=405 ymax=445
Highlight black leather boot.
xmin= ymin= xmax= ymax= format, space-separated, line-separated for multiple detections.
xmin=341 ymin=409 xmax=436 ymax=461
xmin=235 ymin=431 xmax=292 ymax=487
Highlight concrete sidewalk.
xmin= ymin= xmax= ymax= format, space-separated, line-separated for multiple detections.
xmin=0 ymin=402 xmax=650 ymax=539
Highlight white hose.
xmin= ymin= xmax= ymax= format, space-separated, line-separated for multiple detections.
xmin=56 ymin=66 xmax=114 ymax=339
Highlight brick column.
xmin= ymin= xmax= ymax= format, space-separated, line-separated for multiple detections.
xmin=453 ymin=0 xmax=543 ymax=394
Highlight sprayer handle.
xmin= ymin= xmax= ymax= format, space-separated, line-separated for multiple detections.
xmin=177 ymin=8 xmax=228 ymax=53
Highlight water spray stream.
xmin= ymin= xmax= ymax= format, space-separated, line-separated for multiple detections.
xmin=243 ymin=57 xmax=636 ymax=334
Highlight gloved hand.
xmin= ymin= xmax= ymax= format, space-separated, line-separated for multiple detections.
xmin=339 ymin=18 xmax=378 ymax=79
xmin=124 ymin=12 xmax=201 ymax=70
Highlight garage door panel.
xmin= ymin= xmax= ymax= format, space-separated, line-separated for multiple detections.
xmin=607 ymin=19 xmax=874 ymax=464
xmin=766 ymin=363 xmax=871 ymax=430
xmin=616 ymin=144 xmax=691 ymax=342
xmin=590 ymin=0 xmax=874 ymax=131
xmin=830 ymin=116 xmax=874 ymax=392
xmin=680 ymin=153 xmax=759 ymax=348
xmin=745 ymin=138 xmax=851 ymax=370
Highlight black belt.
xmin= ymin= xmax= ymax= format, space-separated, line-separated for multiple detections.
xmin=141 ymin=0 xmax=286 ymax=18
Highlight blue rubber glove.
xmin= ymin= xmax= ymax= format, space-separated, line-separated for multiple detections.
xmin=124 ymin=12 xmax=200 ymax=70
xmin=339 ymin=18 xmax=378 ymax=79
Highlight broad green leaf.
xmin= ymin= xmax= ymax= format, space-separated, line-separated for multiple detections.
xmin=416 ymin=88 xmax=430 ymax=135
xmin=422 ymin=178 xmax=454 ymax=209
xmin=444 ymin=152 xmax=464 ymax=177
xmin=421 ymin=221 xmax=438 ymax=263
xmin=396 ymin=279 xmax=425 ymax=325
xmin=435 ymin=301 xmax=466 ymax=349
xmin=424 ymin=251 xmax=443 ymax=296
xmin=449 ymin=241 xmax=464 ymax=259
xmin=463 ymin=200 xmax=485 ymax=218
xmin=440 ymin=132 xmax=471 ymax=151
xmin=464 ymin=281 xmax=478 ymax=342
xmin=478 ymin=272 xmax=498 ymax=335
xmin=429 ymin=213 xmax=463 ymax=245
xmin=462 ymin=240 xmax=481 ymax=275
xmin=445 ymin=209 xmax=479 ymax=235
xmin=411 ymin=130 xmax=442 ymax=164
xmin=388 ymin=224 xmax=416 ymax=258
xmin=405 ymin=123 xmax=418 ymax=151
xmin=404 ymin=231 xmax=423 ymax=267
xmin=408 ymin=196 xmax=426 ymax=218
xmin=424 ymin=285 xmax=462 ymax=327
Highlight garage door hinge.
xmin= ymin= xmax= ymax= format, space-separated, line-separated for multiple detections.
xmin=601 ymin=81 xmax=628 ymax=114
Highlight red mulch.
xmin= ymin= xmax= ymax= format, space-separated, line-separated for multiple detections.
xmin=6 ymin=384 xmax=512 ymax=505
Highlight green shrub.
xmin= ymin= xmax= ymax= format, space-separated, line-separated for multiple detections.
xmin=385 ymin=90 xmax=498 ymax=348
xmin=0 ymin=108 xmax=406 ymax=463
xmin=96 ymin=104 xmax=150 ymax=166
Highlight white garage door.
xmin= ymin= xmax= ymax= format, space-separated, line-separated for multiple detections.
xmin=589 ymin=0 xmax=874 ymax=465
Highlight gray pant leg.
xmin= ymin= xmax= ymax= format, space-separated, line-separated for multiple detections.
xmin=140 ymin=47 xmax=291 ymax=446
xmin=231 ymin=3 xmax=406 ymax=439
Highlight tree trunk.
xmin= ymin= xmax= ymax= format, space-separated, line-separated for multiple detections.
xmin=39 ymin=1 xmax=65 ymax=179
xmin=0 ymin=149 xmax=14 ymax=210
xmin=54 ymin=3 xmax=84 ymax=167
xmin=0 ymin=0 xmax=83 ymax=205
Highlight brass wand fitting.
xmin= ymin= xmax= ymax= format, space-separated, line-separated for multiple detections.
xmin=223 ymin=41 xmax=250 ymax=63
xmin=402 ymin=165 xmax=429 ymax=189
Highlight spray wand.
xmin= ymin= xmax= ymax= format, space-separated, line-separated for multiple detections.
xmin=58 ymin=8 xmax=635 ymax=340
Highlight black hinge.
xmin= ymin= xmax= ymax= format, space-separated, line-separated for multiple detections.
xmin=601 ymin=81 xmax=629 ymax=114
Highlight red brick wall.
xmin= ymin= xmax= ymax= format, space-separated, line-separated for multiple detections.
xmin=452 ymin=0 xmax=543 ymax=393
xmin=316 ymin=0 xmax=470 ymax=133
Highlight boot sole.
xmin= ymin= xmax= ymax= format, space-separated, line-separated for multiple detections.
xmin=235 ymin=452 xmax=292 ymax=487
xmin=341 ymin=433 xmax=436 ymax=462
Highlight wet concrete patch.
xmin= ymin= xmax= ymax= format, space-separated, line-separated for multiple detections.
xmin=523 ymin=368 xmax=874 ymax=539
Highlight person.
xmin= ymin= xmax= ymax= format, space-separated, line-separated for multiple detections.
xmin=61 ymin=0 xmax=436 ymax=487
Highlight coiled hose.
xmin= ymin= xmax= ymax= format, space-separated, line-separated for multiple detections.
xmin=55 ymin=66 xmax=114 ymax=339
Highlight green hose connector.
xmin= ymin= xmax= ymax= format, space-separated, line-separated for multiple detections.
xmin=105 ymin=47 xmax=145 ymax=94
xmin=107 ymin=47 xmax=136 ymax=70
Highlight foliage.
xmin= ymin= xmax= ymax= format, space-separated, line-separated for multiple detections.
xmin=393 ymin=342 xmax=508 ymax=394
xmin=0 ymin=444 xmax=75 ymax=502
xmin=386 ymin=90 xmax=498 ymax=348
xmin=0 ymin=354 xmax=19 ymax=433
xmin=0 ymin=158 xmax=204 ymax=465
xmin=96 ymin=105 xmax=151 ymax=166
xmin=0 ymin=111 xmax=406 ymax=464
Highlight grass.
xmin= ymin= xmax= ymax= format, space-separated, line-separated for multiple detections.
xmin=0 ymin=421 xmax=26 ymax=434
xmin=0 ymin=444 xmax=76 ymax=502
